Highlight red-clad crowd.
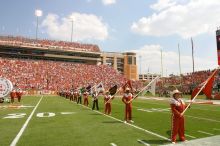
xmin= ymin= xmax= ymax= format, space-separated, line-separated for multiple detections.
xmin=157 ymin=70 xmax=216 ymax=94
xmin=0 ymin=36 xmax=100 ymax=52
xmin=0 ymin=57 xmax=128 ymax=91
xmin=1 ymin=56 xmax=217 ymax=96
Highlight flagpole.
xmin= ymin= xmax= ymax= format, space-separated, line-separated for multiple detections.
xmin=105 ymin=89 xmax=120 ymax=104
xmin=90 ymin=81 xmax=102 ymax=90
xmin=160 ymin=49 xmax=164 ymax=91
xmin=161 ymin=49 xmax=163 ymax=77
xmin=191 ymin=38 xmax=195 ymax=73
xmin=178 ymin=43 xmax=182 ymax=89
xmin=128 ymin=76 xmax=159 ymax=103
xmin=181 ymin=68 xmax=218 ymax=115
xmin=191 ymin=37 xmax=195 ymax=90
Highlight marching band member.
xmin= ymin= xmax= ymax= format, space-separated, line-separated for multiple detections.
xmin=73 ymin=90 xmax=78 ymax=102
xmin=170 ymin=89 xmax=187 ymax=144
xmin=70 ymin=90 xmax=74 ymax=101
xmin=16 ymin=88 xmax=23 ymax=102
xmin=77 ymin=89 xmax=82 ymax=104
xmin=83 ymin=91 xmax=89 ymax=106
xmin=104 ymin=91 xmax=114 ymax=115
xmin=10 ymin=89 xmax=17 ymax=103
xmin=122 ymin=88 xmax=134 ymax=123
xmin=92 ymin=91 xmax=99 ymax=110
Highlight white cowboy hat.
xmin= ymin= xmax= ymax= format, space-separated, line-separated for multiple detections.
xmin=125 ymin=87 xmax=130 ymax=91
xmin=172 ymin=89 xmax=182 ymax=97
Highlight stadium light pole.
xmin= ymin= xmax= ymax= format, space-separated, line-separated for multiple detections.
xmin=160 ymin=49 xmax=163 ymax=77
xmin=35 ymin=9 xmax=43 ymax=40
xmin=178 ymin=43 xmax=183 ymax=90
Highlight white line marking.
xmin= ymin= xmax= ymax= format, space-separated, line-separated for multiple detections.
xmin=137 ymin=108 xmax=170 ymax=113
xmin=114 ymin=100 xmax=220 ymax=123
xmin=137 ymin=109 xmax=153 ymax=112
xmin=189 ymin=107 xmax=220 ymax=112
xmin=110 ymin=143 xmax=117 ymax=146
xmin=185 ymin=134 xmax=196 ymax=139
xmin=198 ymin=130 xmax=214 ymax=136
xmin=131 ymin=102 xmax=220 ymax=123
xmin=78 ymin=104 xmax=170 ymax=141
xmin=60 ymin=112 xmax=76 ymax=115
xmin=213 ymin=128 xmax=220 ymax=131
xmin=137 ymin=139 xmax=150 ymax=146
xmin=10 ymin=96 xmax=43 ymax=146
xmin=186 ymin=115 xmax=220 ymax=123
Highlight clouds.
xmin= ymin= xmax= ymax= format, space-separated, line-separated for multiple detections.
xmin=87 ymin=0 xmax=116 ymax=5
xmin=131 ymin=44 xmax=216 ymax=76
xmin=102 ymin=0 xmax=116 ymax=5
xmin=150 ymin=0 xmax=176 ymax=11
xmin=41 ymin=13 xmax=108 ymax=41
xmin=131 ymin=0 xmax=220 ymax=38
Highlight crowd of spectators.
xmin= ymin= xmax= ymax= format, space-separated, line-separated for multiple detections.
xmin=0 ymin=57 xmax=129 ymax=91
xmin=1 ymin=56 xmax=219 ymax=96
xmin=0 ymin=36 xmax=100 ymax=52
xmin=157 ymin=70 xmax=218 ymax=95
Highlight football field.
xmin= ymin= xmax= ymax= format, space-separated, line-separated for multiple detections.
xmin=1 ymin=95 xmax=220 ymax=146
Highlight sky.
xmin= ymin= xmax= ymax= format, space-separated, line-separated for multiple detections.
xmin=0 ymin=0 xmax=219 ymax=76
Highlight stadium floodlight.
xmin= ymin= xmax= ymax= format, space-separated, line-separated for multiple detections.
xmin=35 ymin=9 xmax=43 ymax=17
xmin=35 ymin=9 xmax=43 ymax=40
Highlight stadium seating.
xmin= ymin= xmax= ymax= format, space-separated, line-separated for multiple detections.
xmin=0 ymin=57 xmax=129 ymax=91
xmin=157 ymin=70 xmax=215 ymax=94
xmin=0 ymin=36 xmax=100 ymax=52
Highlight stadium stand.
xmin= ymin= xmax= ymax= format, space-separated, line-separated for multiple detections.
xmin=157 ymin=70 xmax=218 ymax=95
xmin=0 ymin=57 xmax=129 ymax=91
xmin=0 ymin=36 xmax=218 ymax=97
xmin=0 ymin=36 xmax=100 ymax=52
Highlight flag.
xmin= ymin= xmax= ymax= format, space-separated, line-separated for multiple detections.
xmin=122 ymin=80 xmax=133 ymax=92
xmin=191 ymin=70 xmax=218 ymax=99
xmin=86 ymin=85 xmax=92 ymax=92
xmin=145 ymin=77 xmax=159 ymax=96
xmin=95 ymin=82 xmax=104 ymax=93
xmin=109 ymin=85 xmax=117 ymax=96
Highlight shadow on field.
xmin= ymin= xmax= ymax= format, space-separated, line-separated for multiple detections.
xmin=102 ymin=121 xmax=121 ymax=124
xmin=138 ymin=139 xmax=170 ymax=145
xmin=166 ymin=130 xmax=171 ymax=136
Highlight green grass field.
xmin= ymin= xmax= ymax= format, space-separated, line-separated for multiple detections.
xmin=0 ymin=95 xmax=220 ymax=146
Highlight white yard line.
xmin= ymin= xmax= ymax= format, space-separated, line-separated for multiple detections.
xmin=113 ymin=102 xmax=166 ymax=110
xmin=213 ymin=128 xmax=220 ymax=131
xmin=110 ymin=143 xmax=117 ymax=146
xmin=185 ymin=134 xmax=196 ymax=139
xmin=78 ymin=104 xmax=170 ymax=142
xmin=10 ymin=96 xmax=43 ymax=146
xmin=60 ymin=112 xmax=76 ymax=115
xmin=198 ymin=130 xmax=214 ymax=136
xmin=186 ymin=115 xmax=220 ymax=123
xmin=115 ymin=101 xmax=220 ymax=125
xmin=119 ymin=96 xmax=220 ymax=112
xmin=137 ymin=139 xmax=150 ymax=146
xmin=189 ymin=107 xmax=220 ymax=112
xmin=130 ymin=103 xmax=220 ymax=123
